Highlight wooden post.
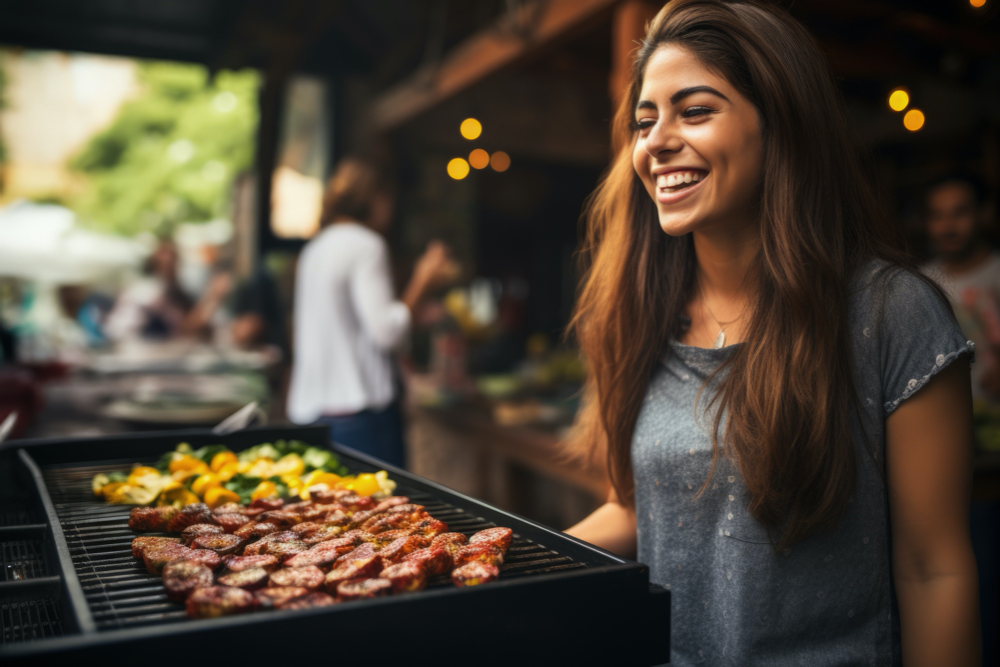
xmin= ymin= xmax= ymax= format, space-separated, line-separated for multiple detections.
xmin=610 ymin=1 xmax=660 ymax=106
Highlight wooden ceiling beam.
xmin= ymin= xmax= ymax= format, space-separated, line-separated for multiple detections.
xmin=371 ymin=0 xmax=620 ymax=131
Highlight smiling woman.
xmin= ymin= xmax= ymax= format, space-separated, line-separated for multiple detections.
xmin=564 ymin=1 xmax=980 ymax=666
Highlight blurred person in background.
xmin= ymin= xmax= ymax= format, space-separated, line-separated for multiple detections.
xmin=104 ymin=238 xmax=193 ymax=341
xmin=287 ymin=157 xmax=457 ymax=467
xmin=921 ymin=172 xmax=999 ymax=401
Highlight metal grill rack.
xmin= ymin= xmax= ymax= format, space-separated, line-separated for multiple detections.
xmin=0 ymin=425 xmax=670 ymax=665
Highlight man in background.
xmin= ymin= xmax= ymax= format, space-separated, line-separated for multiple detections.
xmin=921 ymin=172 xmax=998 ymax=399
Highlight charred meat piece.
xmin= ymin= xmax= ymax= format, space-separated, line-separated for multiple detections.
xmin=249 ymin=497 xmax=284 ymax=511
xmin=191 ymin=533 xmax=243 ymax=557
xmin=361 ymin=512 xmax=416 ymax=534
xmin=166 ymin=503 xmax=215 ymax=533
xmin=290 ymin=522 xmax=324 ymax=537
xmin=268 ymin=565 xmax=325 ymax=590
xmin=258 ymin=510 xmax=305 ymax=527
xmin=213 ymin=502 xmax=246 ymax=515
xmin=373 ymin=496 xmax=410 ymax=513
xmin=183 ymin=548 xmax=222 ymax=570
xmin=453 ymin=544 xmax=504 ymax=568
xmin=377 ymin=536 xmax=426 ymax=564
xmin=242 ymin=531 xmax=297 ymax=556
xmin=224 ymin=554 xmax=279 ymax=573
xmin=402 ymin=547 xmax=453 ymax=577
xmin=302 ymin=525 xmax=344 ymax=544
xmin=254 ymin=586 xmax=308 ymax=608
xmin=217 ymin=567 xmax=270 ymax=590
xmin=321 ymin=509 xmax=351 ymax=527
xmin=431 ymin=532 xmax=468 ymax=557
xmin=131 ymin=536 xmax=180 ymax=559
xmin=262 ymin=540 xmax=309 ymax=561
xmin=233 ymin=521 xmax=279 ymax=542
xmin=348 ymin=509 xmax=383 ymax=529
xmin=335 ymin=542 xmax=377 ymax=566
xmin=324 ymin=555 xmax=382 ymax=593
xmin=410 ymin=518 xmax=448 ymax=539
xmin=185 ymin=586 xmax=256 ymax=618
xmin=143 ymin=543 xmax=194 ymax=574
xmin=385 ymin=504 xmax=426 ymax=518
xmin=276 ymin=591 xmax=337 ymax=610
xmin=129 ymin=506 xmax=179 ymax=532
xmin=180 ymin=524 xmax=225 ymax=546
xmin=282 ymin=548 xmax=343 ymax=570
xmin=338 ymin=494 xmax=374 ymax=513
xmin=213 ymin=513 xmax=251 ymax=533
xmin=451 ymin=561 xmax=500 ymax=587
xmin=339 ymin=529 xmax=372 ymax=544
xmin=379 ymin=562 xmax=428 ymax=593
xmin=337 ymin=577 xmax=392 ymax=601
xmin=162 ymin=560 xmax=214 ymax=600
xmin=308 ymin=537 xmax=359 ymax=558
xmin=367 ymin=529 xmax=417 ymax=548
xmin=469 ymin=527 xmax=513 ymax=553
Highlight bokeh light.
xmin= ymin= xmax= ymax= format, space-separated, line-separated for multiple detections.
xmin=970 ymin=0 xmax=986 ymax=8
xmin=469 ymin=148 xmax=490 ymax=170
xmin=903 ymin=109 xmax=925 ymax=132
xmin=460 ymin=118 xmax=482 ymax=140
xmin=447 ymin=157 xmax=471 ymax=180
xmin=490 ymin=151 xmax=511 ymax=172
xmin=888 ymin=89 xmax=909 ymax=112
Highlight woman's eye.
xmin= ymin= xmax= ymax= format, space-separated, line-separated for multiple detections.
xmin=632 ymin=119 xmax=656 ymax=132
xmin=681 ymin=106 xmax=714 ymax=118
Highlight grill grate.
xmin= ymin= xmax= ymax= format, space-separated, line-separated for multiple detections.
xmin=0 ymin=599 xmax=63 ymax=644
xmin=43 ymin=463 xmax=587 ymax=632
xmin=1 ymin=539 xmax=48 ymax=581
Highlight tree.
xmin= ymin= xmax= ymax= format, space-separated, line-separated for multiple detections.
xmin=70 ymin=62 xmax=259 ymax=237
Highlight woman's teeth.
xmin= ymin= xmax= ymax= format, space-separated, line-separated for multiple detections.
xmin=657 ymin=171 xmax=704 ymax=191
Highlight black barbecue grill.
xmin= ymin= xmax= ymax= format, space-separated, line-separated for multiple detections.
xmin=0 ymin=425 xmax=670 ymax=665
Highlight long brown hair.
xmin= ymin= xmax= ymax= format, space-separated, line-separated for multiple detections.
xmin=319 ymin=157 xmax=382 ymax=228
xmin=570 ymin=0 xmax=914 ymax=551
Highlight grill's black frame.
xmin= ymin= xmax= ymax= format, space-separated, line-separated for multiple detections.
xmin=0 ymin=425 xmax=670 ymax=665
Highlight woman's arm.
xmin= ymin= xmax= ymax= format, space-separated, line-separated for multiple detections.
xmin=564 ymin=489 xmax=637 ymax=559
xmin=886 ymin=356 xmax=980 ymax=667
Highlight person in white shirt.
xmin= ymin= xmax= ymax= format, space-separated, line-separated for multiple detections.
xmin=920 ymin=172 xmax=999 ymax=401
xmin=287 ymin=157 xmax=455 ymax=466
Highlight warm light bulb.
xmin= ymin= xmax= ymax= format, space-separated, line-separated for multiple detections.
xmin=888 ymin=89 xmax=909 ymax=112
xmin=903 ymin=109 xmax=925 ymax=132
xmin=469 ymin=149 xmax=490 ymax=170
xmin=490 ymin=151 xmax=511 ymax=172
xmin=447 ymin=157 xmax=471 ymax=180
xmin=970 ymin=0 xmax=986 ymax=8
xmin=460 ymin=118 xmax=482 ymax=140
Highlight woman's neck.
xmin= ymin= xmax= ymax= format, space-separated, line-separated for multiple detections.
xmin=693 ymin=221 xmax=759 ymax=301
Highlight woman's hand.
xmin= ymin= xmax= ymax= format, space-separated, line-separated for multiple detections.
xmin=886 ymin=356 xmax=981 ymax=667
xmin=403 ymin=241 xmax=459 ymax=313
xmin=564 ymin=489 xmax=637 ymax=559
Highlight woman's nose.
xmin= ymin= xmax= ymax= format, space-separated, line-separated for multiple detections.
xmin=644 ymin=121 xmax=683 ymax=157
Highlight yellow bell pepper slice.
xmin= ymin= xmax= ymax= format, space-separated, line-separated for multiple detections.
xmin=271 ymin=454 xmax=305 ymax=477
xmin=215 ymin=461 xmax=240 ymax=482
xmin=168 ymin=455 xmax=206 ymax=474
xmin=158 ymin=483 xmax=200 ymax=508
xmin=251 ymin=481 xmax=278 ymax=501
xmin=350 ymin=473 xmax=380 ymax=497
xmin=204 ymin=486 xmax=241 ymax=509
xmin=210 ymin=451 xmax=238 ymax=472
xmin=191 ymin=473 xmax=221 ymax=497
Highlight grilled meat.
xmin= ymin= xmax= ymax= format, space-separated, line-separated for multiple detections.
xmin=410 ymin=518 xmax=448 ymax=538
xmin=451 ymin=561 xmax=500 ymax=587
xmin=213 ymin=502 xmax=246 ymax=515
xmin=324 ymin=555 xmax=382 ymax=593
xmin=282 ymin=547 xmax=343 ymax=569
xmin=254 ymin=586 xmax=308 ymax=608
xmin=185 ymin=586 xmax=256 ymax=618
xmin=379 ymin=562 xmax=428 ymax=593
xmin=385 ymin=504 xmax=426 ymax=518
xmin=337 ymin=494 xmax=374 ymax=513
xmin=268 ymin=565 xmax=325 ymax=590
xmin=131 ymin=536 xmax=180 ymax=558
xmin=166 ymin=503 xmax=215 ymax=533
xmin=217 ymin=567 xmax=270 ymax=590
xmin=373 ymin=496 xmax=410 ymax=513
xmin=377 ymin=536 xmax=426 ymax=564
xmin=162 ymin=560 xmax=214 ymax=600
xmin=258 ymin=510 xmax=306 ymax=526
xmin=276 ymin=591 xmax=337 ymax=609
xmin=361 ymin=512 xmax=417 ymax=534
xmin=183 ymin=548 xmax=222 ymax=570
xmin=233 ymin=521 xmax=279 ymax=542
xmin=224 ymin=554 xmax=279 ymax=573
xmin=337 ymin=577 xmax=392 ymax=601
xmin=308 ymin=537 xmax=359 ymax=557
xmin=430 ymin=532 xmax=468 ymax=559
xmin=469 ymin=527 xmax=513 ymax=553
xmin=348 ymin=509 xmax=383 ymax=529
xmin=301 ymin=525 xmax=344 ymax=544
xmin=322 ymin=509 xmax=352 ymax=527
xmin=249 ymin=497 xmax=284 ymax=511
xmin=191 ymin=533 xmax=243 ymax=557
xmin=402 ymin=547 xmax=452 ymax=576
xmin=366 ymin=529 xmax=417 ymax=548
xmin=213 ymin=513 xmax=251 ymax=533
xmin=180 ymin=524 xmax=225 ymax=546
xmin=143 ymin=543 xmax=194 ymax=574
xmin=262 ymin=539 xmax=309 ymax=560
xmin=128 ymin=506 xmax=179 ymax=532
xmin=453 ymin=544 xmax=504 ymax=568
xmin=335 ymin=542 xmax=377 ymax=566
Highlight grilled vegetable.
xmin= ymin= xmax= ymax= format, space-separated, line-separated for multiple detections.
xmin=268 ymin=566 xmax=325 ymax=590
xmin=217 ymin=567 xmax=270 ymax=591
xmin=379 ymin=562 xmax=428 ymax=593
xmin=451 ymin=561 xmax=500 ymax=587
xmin=337 ymin=577 xmax=392 ymax=601
xmin=162 ymin=560 xmax=214 ymax=601
xmin=185 ymin=586 xmax=256 ymax=618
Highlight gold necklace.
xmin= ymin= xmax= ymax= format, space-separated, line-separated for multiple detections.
xmin=699 ymin=282 xmax=742 ymax=349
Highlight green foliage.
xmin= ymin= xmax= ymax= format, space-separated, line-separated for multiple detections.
xmin=69 ymin=62 xmax=259 ymax=237
xmin=0 ymin=52 xmax=8 ymax=165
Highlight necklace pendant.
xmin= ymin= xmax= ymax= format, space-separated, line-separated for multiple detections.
xmin=713 ymin=329 xmax=726 ymax=349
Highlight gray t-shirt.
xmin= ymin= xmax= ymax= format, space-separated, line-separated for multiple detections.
xmin=633 ymin=264 xmax=973 ymax=666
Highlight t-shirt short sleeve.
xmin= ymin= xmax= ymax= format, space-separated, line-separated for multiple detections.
xmin=877 ymin=268 xmax=975 ymax=414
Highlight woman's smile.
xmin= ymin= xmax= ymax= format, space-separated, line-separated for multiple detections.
xmin=655 ymin=168 xmax=709 ymax=204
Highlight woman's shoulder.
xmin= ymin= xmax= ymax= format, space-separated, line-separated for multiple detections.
xmin=849 ymin=260 xmax=948 ymax=318
xmin=309 ymin=222 xmax=385 ymax=254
